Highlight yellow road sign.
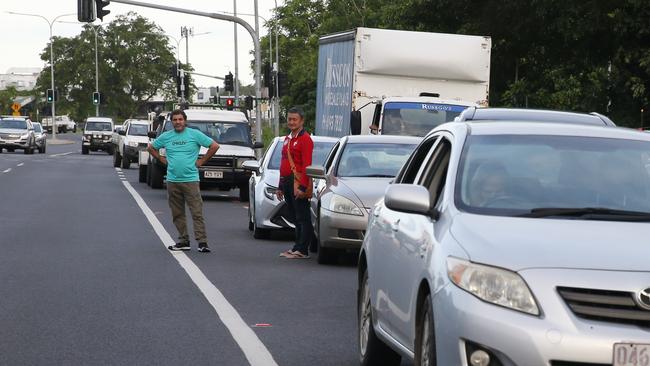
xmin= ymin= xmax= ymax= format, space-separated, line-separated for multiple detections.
xmin=11 ymin=103 xmax=21 ymax=112
xmin=12 ymin=111 xmax=20 ymax=116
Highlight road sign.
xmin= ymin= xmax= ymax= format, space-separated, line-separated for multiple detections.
xmin=11 ymin=103 xmax=21 ymax=112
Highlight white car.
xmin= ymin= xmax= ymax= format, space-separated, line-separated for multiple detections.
xmin=112 ymin=119 xmax=151 ymax=172
xmin=82 ymin=117 xmax=114 ymax=155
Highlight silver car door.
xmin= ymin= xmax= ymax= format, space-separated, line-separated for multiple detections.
xmin=370 ymin=135 xmax=440 ymax=342
xmin=312 ymin=141 xmax=341 ymax=225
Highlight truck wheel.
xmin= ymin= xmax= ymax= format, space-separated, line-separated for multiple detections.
xmin=138 ymin=164 xmax=147 ymax=183
xmin=62 ymin=126 xmax=68 ymax=133
xmin=113 ymin=150 xmax=121 ymax=167
xmin=239 ymin=184 xmax=250 ymax=202
xmin=150 ymin=163 xmax=164 ymax=189
xmin=73 ymin=126 xmax=77 ymax=133
xmin=121 ymin=151 xmax=130 ymax=169
xmin=82 ymin=146 xmax=89 ymax=155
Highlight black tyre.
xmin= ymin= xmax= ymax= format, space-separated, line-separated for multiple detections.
xmin=7 ymin=148 xmax=14 ymax=152
xmin=138 ymin=164 xmax=147 ymax=183
xmin=82 ymin=146 xmax=89 ymax=155
xmin=150 ymin=162 xmax=164 ymax=189
xmin=317 ymin=211 xmax=337 ymax=265
xmin=39 ymin=143 xmax=46 ymax=153
xmin=415 ymin=294 xmax=436 ymax=366
xmin=252 ymin=210 xmax=270 ymax=239
xmin=24 ymin=147 xmax=30 ymax=155
xmin=73 ymin=126 xmax=77 ymax=133
xmin=147 ymin=161 xmax=152 ymax=186
xmin=248 ymin=206 xmax=254 ymax=231
xmin=107 ymin=146 xmax=114 ymax=155
xmin=113 ymin=150 xmax=121 ymax=167
xmin=121 ymin=150 xmax=130 ymax=169
xmin=239 ymin=184 xmax=250 ymax=202
xmin=358 ymin=270 xmax=401 ymax=366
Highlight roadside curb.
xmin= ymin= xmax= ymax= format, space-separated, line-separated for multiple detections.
xmin=48 ymin=139 xmax=75 ymax=145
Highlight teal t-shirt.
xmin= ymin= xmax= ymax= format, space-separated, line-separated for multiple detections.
xmin=152 ymin=128 xmax=214 ymax=182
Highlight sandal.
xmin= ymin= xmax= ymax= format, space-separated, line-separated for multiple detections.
xmin=286 ymin=252 xmax=310 ymax=259
xmin=278 ymin=249 xmax=296 ymax=257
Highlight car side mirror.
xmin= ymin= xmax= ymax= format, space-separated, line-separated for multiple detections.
xmin=241 ymin=160 xmax=260 ymax=173
xmin=118 ymin=130 xmax=126 ymax=136
xmin=306 ymin=165 xmax=326 ymax=179
xmin=385 ymin=184 xmax=438 ymax=219
xmin=147 ymin=131 xmax=157 ymax=139
xmin=253 ymin=141 xmax=264 ymax=149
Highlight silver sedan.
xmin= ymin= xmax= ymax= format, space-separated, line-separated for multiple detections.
xmin=306 ymin=135 xmax=420 ymax=264
xmin=243 ymin=136 xmax=337 ymax=239
xmin=359 ymin=120 xmax=650 ymax=365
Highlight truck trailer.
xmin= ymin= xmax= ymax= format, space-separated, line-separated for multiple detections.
xmin=315 ymin=27 xmax=491 ymax=137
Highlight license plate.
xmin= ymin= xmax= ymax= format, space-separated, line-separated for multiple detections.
xmin=204 ymin=171 xmax=223 ymax=179
xmin=614 ymin=343 xmax=650 ymax=366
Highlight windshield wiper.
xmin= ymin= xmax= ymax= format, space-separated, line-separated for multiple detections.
xmin=220 ymin=141 xmax=250 ymax=146
xmin=519 ymin=207 xmax=650 ymax=221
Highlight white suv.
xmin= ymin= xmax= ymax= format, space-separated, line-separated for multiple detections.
xmin=112 ymin=119 xmax=151 ymax=170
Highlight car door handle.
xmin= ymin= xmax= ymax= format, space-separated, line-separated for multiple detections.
xmin=391 ymin=219 xmax=400 ymax=232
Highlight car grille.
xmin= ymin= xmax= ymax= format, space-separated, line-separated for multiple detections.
xmin=0 ymin=133 xmax=19 ymax=140
xmin=205 ymin=157 xmax=235 ymax=168
xmin=138 ymin=143 xmax=148 ymax=148
xmin=558 ymin=287 xmax=650 ymax=327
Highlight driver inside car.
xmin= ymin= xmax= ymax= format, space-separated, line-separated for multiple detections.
xmin=470 ymin=162 xmax=509 ymax=207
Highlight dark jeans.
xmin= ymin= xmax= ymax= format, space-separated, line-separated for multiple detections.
xmin=282 ymin=178 xmax=312 ymax=255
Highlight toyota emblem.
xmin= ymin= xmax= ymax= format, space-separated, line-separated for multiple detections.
xmin=636 ymin=288 xmax=650 ymax=311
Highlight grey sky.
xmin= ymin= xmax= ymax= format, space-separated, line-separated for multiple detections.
xmin=0 ymin=0 xmax=281 ymax=88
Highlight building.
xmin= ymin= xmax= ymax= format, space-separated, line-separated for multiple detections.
xmin=0 ymin=68 xmax=41 ymax=91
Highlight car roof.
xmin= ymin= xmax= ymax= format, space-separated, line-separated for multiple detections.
xmin=86 ymin=117 xmax=113 ymax=123
xmin=344 ymin=135 xmax=423 ymax=144
xmin=127 ymin=119 xmax=150 ymax=125
xmin=273 ymin=135 xmax=338 ymax=143
xmin=182 ymin=109 xmax=248 ymax=123
xmin=382 ymin=96 xmax=477 ymax=107
xmin=1 ymin=116 xmax=29 ymax=121
xmin=446 ymin=121 xmax=650 ymax=142
xmin=457 ymin=107 xmax=616 ymax=126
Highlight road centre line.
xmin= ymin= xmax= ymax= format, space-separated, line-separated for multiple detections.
xmin=50 ymin=152 xmax=74 ymax=157
xmin=17 ymin=163 xmax=24 ymax=167
xmin=120 ymin=180 xmax=278 ymax=366
xmin=2 ymin=168 xmax=11 ymax=173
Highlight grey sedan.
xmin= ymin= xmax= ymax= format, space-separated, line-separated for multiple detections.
xmin=306 ymin=135 xmax=420 ymax=264
xmin=359 ymin=121 xmax=650 ymax=365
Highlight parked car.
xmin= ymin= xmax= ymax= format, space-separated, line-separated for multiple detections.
xmin=0 ymin=116 xmax=37 ymax=154
xmin=358 ymin=120 xmax=650 ymax=365
xmin=112 ymin=119 xmax=151 ymax=172
xmin=456 ymin=106 xmax=616 ymax=126
xmin=82 ymin=117 xmax=114 ymax=155
xmin=147 ymin=109 xmax=263 ymax=200
xmin=32 ymin=122 xmax=47 ymax=153
xmin=243 ymin=136 xmax=337 ymax=239
xmin=306 ymin=135 xmax=421 ymax=264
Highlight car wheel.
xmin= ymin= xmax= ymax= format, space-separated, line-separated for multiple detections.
xmin=150 ymin=162 xmax=164 ymax=189
xmin=252 ymin=212 xmax=270 ymax=239
xmin=317 ymin=211 xmax=337 ymax=265
xmin=73 ymin=126 xmax=77 ymax=133
xmin=359 ymin=270 xmax=401 ymax=366
xmin=415 ymin=294 xmax=436 ymax=366
xmin=239 ymin=184 xmax=250 ymax=202
xmin=138 ymin=164 xmax=147 ymax=183
xmin=146 ymin=160 xmax=152 ymax=186
xmin=107 ymin=146 xmax=114 ymax=155
xmin=82 ymin=146 xmax=89 ymax=155
xmin=121 ymin=151 xmax=130 ymax=169
xmin=7 ymin=148 xmax=14 ymax=152
xmin=248 ymin=205 xmax=254 ymax=231
xmin=24 ymin=147 xmax=30 ymax=155
xmin=113 ymin=150 xmax=121 ymax=167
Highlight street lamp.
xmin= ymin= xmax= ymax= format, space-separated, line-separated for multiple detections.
xmin=7 ymin=11 xmax=76 ymax=139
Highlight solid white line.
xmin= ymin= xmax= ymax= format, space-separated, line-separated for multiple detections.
xmin=17 ymin=163 xmax=24 ymax=167
xmin=50 ymin=152 xmax=74 ymax=157
xmin=2 ymin=168 xmax=11 ymax=173
xmin=121 ymin=181 xmax=278 ymax=366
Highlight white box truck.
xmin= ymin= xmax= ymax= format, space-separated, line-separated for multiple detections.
xmin=315 ymin=27 xmax=491 ymax=137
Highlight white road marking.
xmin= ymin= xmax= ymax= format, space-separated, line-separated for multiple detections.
xmin=50 ymin=152 xmax=74 ymax=157
xmin=121 ymin=181 xmax=278 ymax=366
xmin=2 ymin=168 xmax=11 ymax=173
xmin=115 ymin=168 xmax=122 ymax=172
xmin=17 ymin=163 xmax=24 ymax=167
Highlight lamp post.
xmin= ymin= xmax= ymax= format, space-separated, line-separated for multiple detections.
xmin=7 ymin=11 xmax=75 ymax=140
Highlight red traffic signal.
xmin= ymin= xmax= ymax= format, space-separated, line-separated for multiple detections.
xmin=225 ymin=98 xmax=234 ymax=110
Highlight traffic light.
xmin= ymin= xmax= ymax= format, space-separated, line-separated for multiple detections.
xmin=96 ymin=0 xmax=111 ymax=21
xmin=93 ymin=92 xmax=101 ymax=105
xmin=176 ymin=72 xmax=191 ymax=97
xmin=46 ymin=89 xmax=54 ymax=103
xmin=244 ymin=96 xmax=254 ymax=110
xmin=263 ymin=63 xmax=271 ymax=88
xmin=277 ymin=72 xmax=288 ymax=97
xmin=169 ymin=64 xmax=178 ymax=78
xmin=77 ymin=0 xmax=96 ymax=22
xmin=225 ymin=98 xmax=234 ymax=110
xmin=224 ymin=72 xmax=234 ymax=92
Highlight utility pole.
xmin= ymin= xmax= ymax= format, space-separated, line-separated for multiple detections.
xmin=92 ymin=25 xmax=100 ymax=116
xmin=273 ymin=0 xmax=280 ymax=137
xmin=233 ymin=0 xmax=240 ymax=106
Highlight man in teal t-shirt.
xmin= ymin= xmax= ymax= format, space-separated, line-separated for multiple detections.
xmin=147 ymin=109 xmax=219 ymax=252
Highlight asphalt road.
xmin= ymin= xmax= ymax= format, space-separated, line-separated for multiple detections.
xmin=0 ymin=135 xmax=412 ymax=365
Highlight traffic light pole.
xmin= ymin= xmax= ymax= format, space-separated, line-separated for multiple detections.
xmin=106 ymin=0 xmax=264 ymax=142
xmin=92 ymin=25 xmax=100 ymax=116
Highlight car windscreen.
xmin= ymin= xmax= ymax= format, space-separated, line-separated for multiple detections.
xmin=456 ymin=135 xmax=650 ymax=216
xmin=164 ymin=120 xmax=251 ymax=146
xmin=381 ymin=102 xmax=468 ymax=137
xmin=267 ymin=140 xmax=335 ymax=170
xmin=128 ymin=124 xmax=149 ymax=136
xmin=86 ymin=122 xmax=112 ymax=131
xmin=336 ymin=143 xmax=416 ymax=178
xmin=0 ymin=120 xmax=28 ymax=130
xmin=33 ymin=124 xmax=42 ymax=133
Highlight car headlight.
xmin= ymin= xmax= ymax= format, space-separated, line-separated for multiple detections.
xmin=237 ymin=157 xmax=255 ymax=168
xmin=20 ymin=134 xmax=29 ymax=139
xmin=128 ymin=141 xmax=138 ymax=147
xmin=328 ymin=194 xmax=363 ymax=216
xmin=447 ymin=257 xmax=539 ymax=315
xmin=264 ymin=185 xmax=278 ymax=200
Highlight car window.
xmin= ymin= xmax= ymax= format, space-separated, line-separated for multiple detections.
xmin=324 ymin=142 xmax=340 ymax=172
xmin=128 ymin=124 xmax=149 ymax=136
xmin=419 ymin=139 xmax=452 ymax=206
xmin=335 ymin=143 xmax=416 ymax=178
xmin=86 ymin=122 xmax=112 ymax=131
xmin=0 ymin=120 xmax=28 ymax=130
xmin=33 ymin=124 xmax=42 ymax=133
xmin=456 ymin=135 xmax=650 ymax=215
xmin=163 ymin=120 xmax=252 ymax=146
xmin=267 ymin=140 xmax=335 ymax=170
xmin=396 ymin=136 xmax=439 ymax=184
